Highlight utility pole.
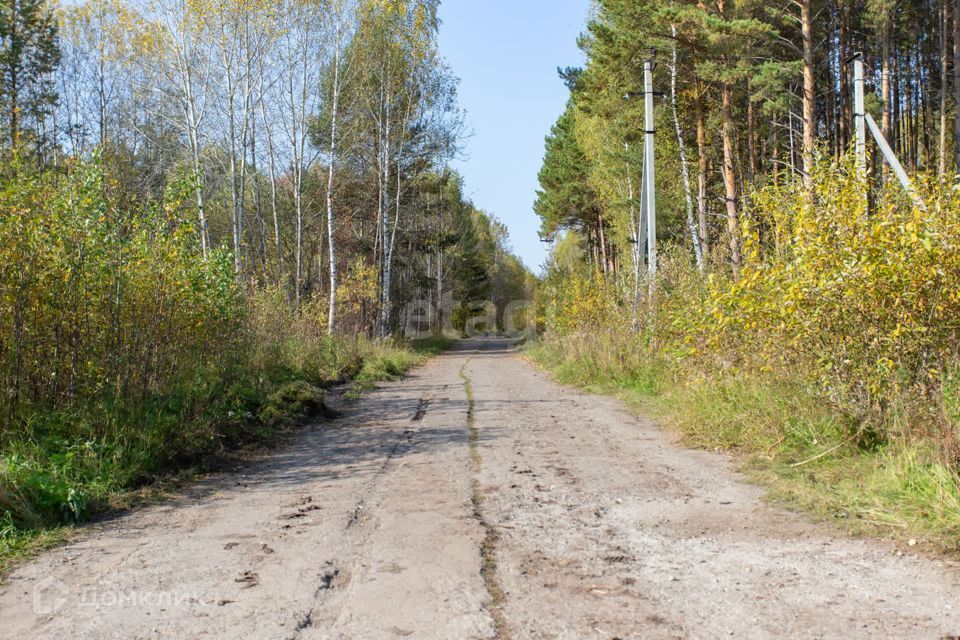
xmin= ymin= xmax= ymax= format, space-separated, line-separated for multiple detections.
xmin=850 ymin=53 xmax=925 ymax=211
xmin=853 ymin=54 xmax=867 ymax=176
xmin=643 ymin=56 xmax=657 ymax=287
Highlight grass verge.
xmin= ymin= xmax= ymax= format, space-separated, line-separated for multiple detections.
xmin=528 ymin=340 xmax=960 ymax=552
xmin=345 ymin=336 xmax=454 ymax=399
xmin=0 ymin=334 xmax=454 ymax=579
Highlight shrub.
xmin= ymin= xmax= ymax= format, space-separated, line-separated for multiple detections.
xmin=538 ymin=156 xmax=960 ymax=500
xmin=0 ymin=157 xmax=436 ymax=537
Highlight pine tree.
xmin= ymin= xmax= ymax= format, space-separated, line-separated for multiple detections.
xmin=535 ymin=99 xmax=605 ymax=268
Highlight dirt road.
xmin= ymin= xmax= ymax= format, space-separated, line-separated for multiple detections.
xmin=2 ymin=337 xmax=959 ymax=639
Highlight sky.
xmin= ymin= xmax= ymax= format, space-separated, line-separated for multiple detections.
xmin=437 ymin=0 xmax=590 ymax=274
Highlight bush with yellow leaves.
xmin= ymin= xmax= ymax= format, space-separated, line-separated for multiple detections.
xmin=697 ymin=160 xmax=960 ymax=425
xmin=540 ymin=156 xmax=960 ymax=465
xmin=535 ymin=158 xmax=960 ymax=543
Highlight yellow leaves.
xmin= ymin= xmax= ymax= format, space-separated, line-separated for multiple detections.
xmin=361 ymin=0 xmax=408 ymax=21
xmin=641 ymin=164 xmax=960 ymax=407
xmin=544 ymin=270 xmax=623 ymax=336
xmin=412 ymin=4 xmax=426 ymax=31
xmin=337 ymin=257 xmax=377 ymax=319
xmin=367 ymin=0 xmax=407 ymax=15
xmin=128 ymin=21 xmax=164 ymax=57
xmin=62 ymin=0 xmax=143 ymax=61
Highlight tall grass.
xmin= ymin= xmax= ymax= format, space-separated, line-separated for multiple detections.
xmin=0 ymin=289 xmax=433 ymax=536
xmin=533 ymin=159 xmax=960 ymax=547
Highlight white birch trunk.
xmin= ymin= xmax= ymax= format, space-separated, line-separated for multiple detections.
xmin=669 ymin=25 xmax=704 ymax=270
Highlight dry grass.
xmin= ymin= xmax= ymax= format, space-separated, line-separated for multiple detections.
xmin=529 ymin=335 xmax=960 ymax=550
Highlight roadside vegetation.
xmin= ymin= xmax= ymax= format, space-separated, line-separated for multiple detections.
xmin=0 ymin=157 xmax=450 ymax=564
xmin=534 ymin=166 xmax=960 ymax=548
xmin=534 ymin=0 xmax=960 ymax=548
xmin=0 ymin=0 xmax=527 ymax=572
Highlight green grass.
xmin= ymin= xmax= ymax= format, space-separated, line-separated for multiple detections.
xmin=528 ymin=340 xmax=960 ymax=550
xmin=411 ymin=335 xmax=457 ymax=356
xmin=0 ymin=525 xmax=73 ymax=578
xmin=345 ymin=335 xmax=455 ymax=399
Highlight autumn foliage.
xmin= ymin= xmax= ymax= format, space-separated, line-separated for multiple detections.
xmin=0 ymin=157 xmax=424 ymax=532
xmin=540 ymin=158 xmax=960 ymax=465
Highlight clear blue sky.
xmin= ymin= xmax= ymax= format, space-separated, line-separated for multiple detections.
xmin=437 ymin=1 xmax=589 ymax=274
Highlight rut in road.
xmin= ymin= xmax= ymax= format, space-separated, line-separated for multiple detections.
xmin=461 ymin=358 xmax=510 ymax=639
xmin=1 ymin=337 xmax=960 ymax=640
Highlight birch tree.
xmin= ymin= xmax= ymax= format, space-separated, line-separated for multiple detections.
xmin=139 ymin=0 xmax=214 ymax=255
xmin=668 ymin=24 xmax=703 ymax=270
xmin=271 ymin=0 xmax=327 ymax=302
xmin=319 ymin=0 xmax=356 ymax=334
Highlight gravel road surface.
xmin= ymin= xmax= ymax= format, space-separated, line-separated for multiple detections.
xmin=2 ymin=337 xmax=959 ymax=639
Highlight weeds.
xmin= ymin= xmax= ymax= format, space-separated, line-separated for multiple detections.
xmin=344 ymin=336 xmax=453 ymax=399
xmin=533 ymin=159 xmax=960 ymax=548
xmin=530 ymin=337 xmax=960 ymax=548
xmin=0 ymin=302 xmax=453 ymax=574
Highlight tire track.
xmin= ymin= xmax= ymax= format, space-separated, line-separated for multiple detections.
xmin=460 ymin=360 xmax=510 ymax=640
xmin=290 ymin=392 xmax=433 ymax=638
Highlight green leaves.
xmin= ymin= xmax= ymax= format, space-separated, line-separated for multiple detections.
xmin=535 ymin=99 xmax=601 ymax=242
xmin=0 ymin=155 xmax=242 ymax=425
xmin=0 ymin=0 xmax=61 ymax=149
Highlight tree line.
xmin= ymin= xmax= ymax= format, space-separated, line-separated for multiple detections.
xmin=1 ymin=0 xmax=529 ymax=339
xmin=532 ymin=0 xmax=960 ymax=535
xmin=537 ymin=0 xmax=960 ymax=277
